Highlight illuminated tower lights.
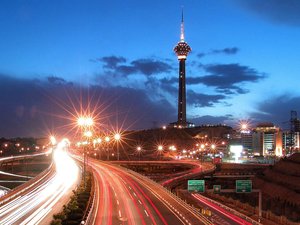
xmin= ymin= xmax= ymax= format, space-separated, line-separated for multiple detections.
xmin=172 ymin=10 xmax=194 ymax=128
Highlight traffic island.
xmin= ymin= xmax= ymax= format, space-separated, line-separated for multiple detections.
xmin=51 ymin=171 xmax=94 ymax=225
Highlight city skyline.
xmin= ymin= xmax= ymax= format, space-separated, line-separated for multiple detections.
xmin=1 ymin=0 xmax=300 ymax=137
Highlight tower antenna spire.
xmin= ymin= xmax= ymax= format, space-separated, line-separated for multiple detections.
xmin=180 ymin=7 xmax=185 ymax=42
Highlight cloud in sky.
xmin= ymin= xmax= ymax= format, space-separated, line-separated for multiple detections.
xmin=249 ymin=94 xmax=300 ymax=128
xmin=190 ymin=115 xmax=234 ymax=126
xmin=97 ymin=56 xmax=127 ymax=69
xmin=0 ymin=54 xmax=275 ymax=137
xmin=163 ymin=63 xmax=267 ymax=95
xmin=192 ymin=63 xmax=267 ymax=94
xmin=96 ymin=55 xmax=173 ymax=77
xmin=197 ymin=47 xmax=239 ymax=58
xmin=0 ymin=74 xmax=176 ymax=137
xmin=95 ymin=56 xmax=266 ymax=99
xmin=131 ymin=59 xmax=173 ymax=76
xmin=47 ymin=76 xmax=73 ymax=85
xmin=234 ymin=0 xmax=300 ymax=26
xmin=187 ymin=90 xmax=226 ymax=107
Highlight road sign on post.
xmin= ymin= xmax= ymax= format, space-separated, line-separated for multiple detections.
xmin=236 ymin=180 xmax=252 ymax=193
xmin=188 ymin=180 xmax=205 ymax=192
xmin=213 ymin=185 xmax=221 ymax=193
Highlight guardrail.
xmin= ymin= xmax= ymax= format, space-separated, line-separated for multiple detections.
xmin=193 ymin=193 xmax=262 ymax=225
xmin=71 ymin=156 xmax=97 ymax=225
xmin=0 ymin=152 xmax=50 ymax=165
xmin=81 ymin=171 xmax=96 ymax=225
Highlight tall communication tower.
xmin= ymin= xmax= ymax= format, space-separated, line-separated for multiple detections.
xmin=173 ymin=10 xmax=191 ymax=127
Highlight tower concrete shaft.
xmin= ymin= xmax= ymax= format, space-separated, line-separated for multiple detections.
xmin=174 ymin=10 xmax=191 ymax=127
xmin=178 ymin=59 xmax=187 ymax=125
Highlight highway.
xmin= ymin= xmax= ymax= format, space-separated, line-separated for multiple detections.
xmin=0 ymin=140 xmax=80 ymax=225
xmin=0 ymin=152 xmax=51 ymax=166
xmin=86 ymin=159 xmax=213 ymax=225
xmin=161 ymin=161 xmax=215 ymax=188
xmin=112 ymin=160 xmax=215 ymax=189
xmin=192 ymin=193 xmax=256 ymax=225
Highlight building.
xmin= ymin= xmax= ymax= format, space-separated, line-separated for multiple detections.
xmin=283 ymin=131 xmax=300 ymax=154
xmin=252 ymin=123 xmax=282 ymax=156
xmin=284 ymin=111 xmax=300 ymax=153
xmin=241 ymin=131 xmax=253 ymax=152
xmin=170 ymin=11 xmax=194 ymax=128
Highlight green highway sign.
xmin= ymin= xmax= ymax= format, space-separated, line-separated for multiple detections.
xmin=213 ymin=185 xmax=221 ymax=193
xmin=188 ymin=180 xmax=205 ymax=192
xmin=236 ymin=180 xmax=252 ymax=193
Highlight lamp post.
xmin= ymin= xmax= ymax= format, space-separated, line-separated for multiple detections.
xmin=83 ymin=130 xmax=92 ymax=189
xmin=105 ymin=136 xmax=110 ymax=160
xmin=95 ymin=138 xmax=102 ymax=159
xmin=77 ymin=116 xmax=93 ymax=190
xmin=211 ymin=144 xmax=216 ymax=154
xmin=137 ymin=146 xmax=142 ymax=161
xmin=114 ymin=133 xmax=121 ymax=161
xmin=211 ymin=144 xmax=216 ymax=163
xmin=200 ymin=144 xmax=205 ymax=162
xmin=158 ymin=145 xmax=163 ymax=160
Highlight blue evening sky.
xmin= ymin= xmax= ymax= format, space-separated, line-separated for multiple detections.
xmin=0 ymin=0 xmax=300 ymax=137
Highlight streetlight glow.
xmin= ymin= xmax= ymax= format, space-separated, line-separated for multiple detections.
xmin=77 ymin=117 xmax=94 ymax=127
xmin=50 ymin=136 xmax=57 ymax=145
xmin=77 ymin=117 xmax=85 ymax=126
xmin=158 ymin=145 xmax=163 ymax=151
xmin=85 ymin=117 xmax=93 ymax=126
xmin=114 ymin=133 xmax=121 ymax=141
xmin=84 ymin=130 xmax=92 ymax=138
xmin=241 ymin=124 xmax=247 ymax=130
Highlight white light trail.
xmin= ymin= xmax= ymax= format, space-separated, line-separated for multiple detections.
xmin=0 ymin=139 xmax=79 ymax=225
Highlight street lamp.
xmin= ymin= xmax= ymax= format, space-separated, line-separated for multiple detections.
xmin=241 ymin=124 xmax=247 ymax=130
xmin=137 ymin=146 xmax=142 ymax=161
xmin=83 ymin=130 xmax=92 ymax=189
xmin=114 ymin=133 xmax=121 ymax=161
xmin=77 ymin=116 xmax=94 ymax=190
xmin=77 ymin=116 xmax=94 ymax=127
xmin=158 ymin=145 xmax=163 ymax=160
xmin=211 ymin=144 xmax=216 ymax=161
xmin=93 ymin=138 xmax=102 ymax=159
xmin=84 ymin=130 xmax=92 ymax=138
xmin=105 ymin=136 xmax=110 ymax=160
xmin=200 ymin=144 xmax=205 ymax=162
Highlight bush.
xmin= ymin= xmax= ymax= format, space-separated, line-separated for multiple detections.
xmin=50 ymin=219 xmax=62 ymax=225
xmin=51 ymin=172 xmax=93 ymax=225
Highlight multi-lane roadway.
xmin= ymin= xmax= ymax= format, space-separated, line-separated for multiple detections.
xmin=192 ymin=193 xmax=255 ymax=225
xmin=0 ymin=146 xmax=258 ymax=225
xmin=87 ymin=159 xmax=212 ymax=225
xmin=0 ymin=140 xmax=80 ymax=225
